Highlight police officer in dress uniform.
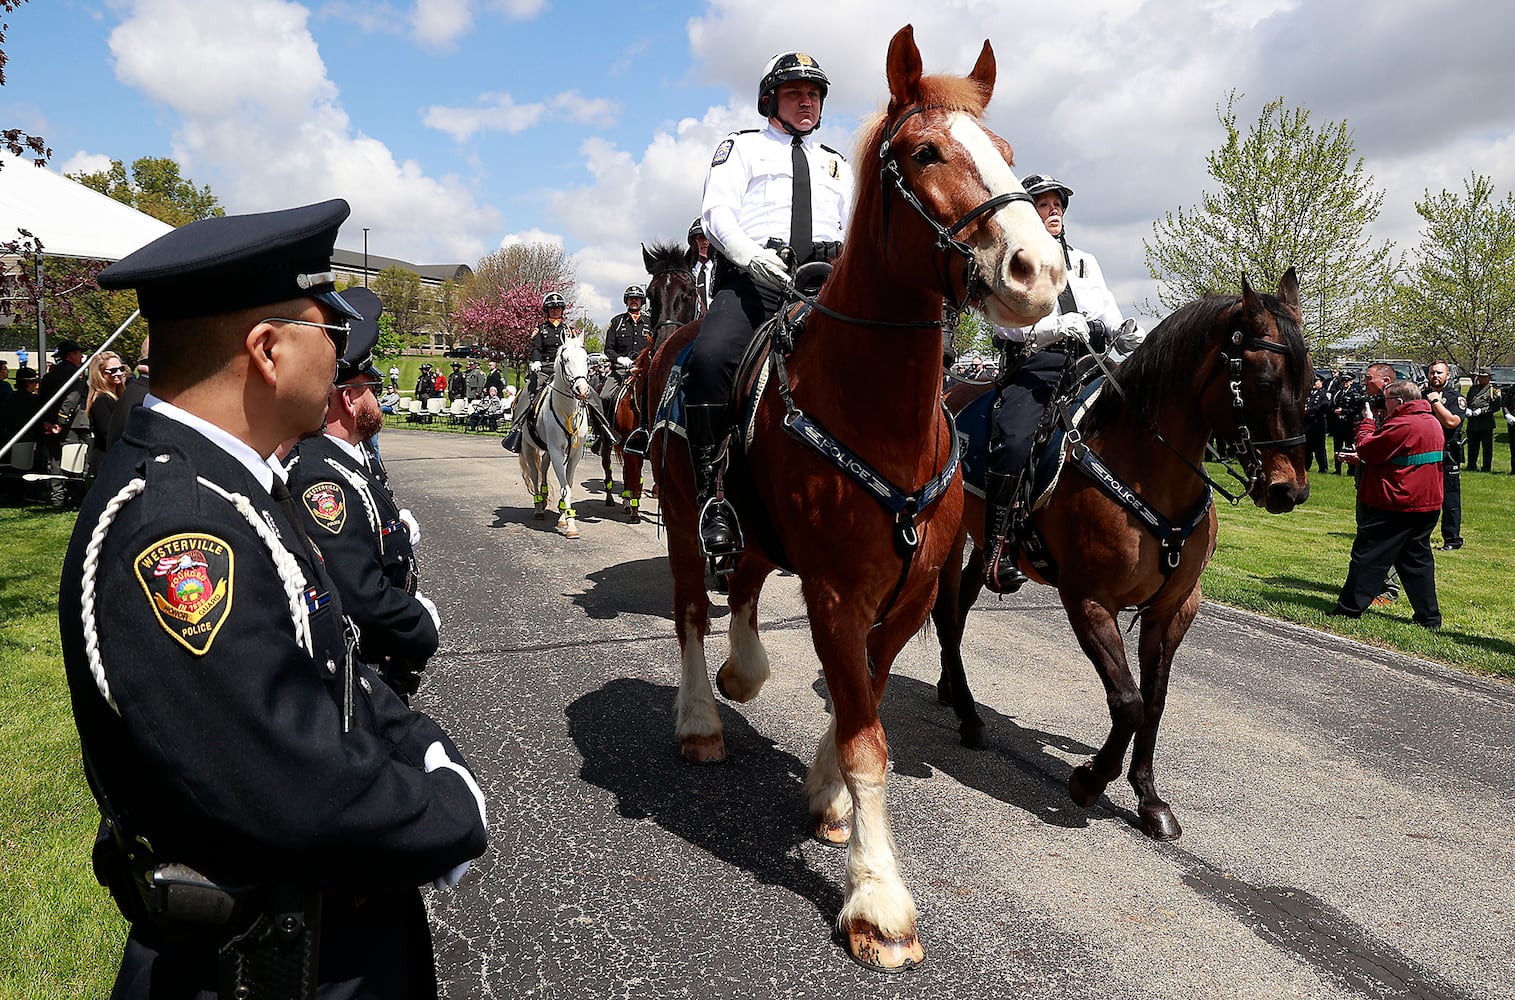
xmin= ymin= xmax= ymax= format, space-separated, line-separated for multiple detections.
xmin=286 ymin=287 xmax=440 ymax=705
xmin=688 ymin=218 xmax=714 ymax=314
xmin=501 ymin=291 xmax=569 ymax=452
xmin=1424 ymin=359 xmax=1467 ymax=549
xmin=61 ymin=200 xmax=488 ymax=999
xmin=599 ymin=284 xmax=652 ymax=416
xmin=685 ymin=51 xmax=855 ymax=558
xmin=983 ymin=173 xmax=1146 ymax=593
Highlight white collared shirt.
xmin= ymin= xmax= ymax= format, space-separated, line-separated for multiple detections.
xmin=145 ymin=394 xmax=276 ymax=495
xmin=701 ymin=123 xmax=853 ymax=259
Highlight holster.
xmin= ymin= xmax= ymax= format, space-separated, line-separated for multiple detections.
xmin=218 ymin=886 xmax=322 ymax=1000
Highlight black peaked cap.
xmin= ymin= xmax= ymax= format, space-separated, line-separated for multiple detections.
xmin=335 ymin=287 xmax=382 ymax=383
xmin=97 ymin=199 xmax=363 ymax=324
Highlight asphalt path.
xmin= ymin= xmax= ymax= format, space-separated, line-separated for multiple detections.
xmin=378 ymin=429 xmax=1514 ymax=1000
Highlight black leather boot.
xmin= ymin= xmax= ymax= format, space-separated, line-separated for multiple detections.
xmin=685 ymin=404 xmax=741 ymax=558
xmin=983 ymin=471 xmax=1028 ymax=594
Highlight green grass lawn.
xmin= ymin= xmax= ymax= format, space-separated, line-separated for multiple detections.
xmin=0 ymin=507 xmax=124 ymax=999
xmin=4 ymin=430 xmax=1512 ymax=993
xmin=1204 ymin=457 xmax=1515 ymax=677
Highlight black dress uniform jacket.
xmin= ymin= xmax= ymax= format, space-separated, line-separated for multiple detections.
xmin=58 ymin=406 xmax=487 ymax=999
xmin=286 ymin=433 xmax=437 ymax=699
xmin=528 ymin=320 xmax=567 ymax=367
xmin=604 ymin=311 xmax=652 ymax=361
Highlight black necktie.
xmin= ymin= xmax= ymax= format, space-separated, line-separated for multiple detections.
xmin=1056 ymin=237 xmax=1079 ymax=316
xmin=270 ymin=477 xmax=314 ymax=549
xmin=790 ymin=135 xmax=812 ymax=266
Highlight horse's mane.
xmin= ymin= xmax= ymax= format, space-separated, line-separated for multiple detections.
xmin=1090 ymin=292 xmax=1307 ymax=430
xmin=644 ymin=240 xmax=691 ymax=276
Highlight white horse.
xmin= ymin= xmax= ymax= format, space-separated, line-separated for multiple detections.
xmin=520 ymin=333 xmax=591 ymax=538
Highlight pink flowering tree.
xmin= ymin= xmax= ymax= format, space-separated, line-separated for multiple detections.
xmin=453 ymin=277 xmax=572 ymax=385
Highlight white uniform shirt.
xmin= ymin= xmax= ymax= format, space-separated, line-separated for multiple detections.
xmin=701 ymin=123 xmax=854 ymax=261
xmin=994 ymin=242 xmax=1145 ymax=361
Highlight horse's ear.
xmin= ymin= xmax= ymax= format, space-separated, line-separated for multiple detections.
xmin=642 ymin=243 xmax=655 ymax=273
xmin=886 ymin=24 xmax=922 ymax=108
xmin=1276 ymin=267 xmax=1300 ymax=313
xmin=1240 ymin=273 xmax=1269 ymax=332
xmin=969 ymin=40 xmax=995 ymax=108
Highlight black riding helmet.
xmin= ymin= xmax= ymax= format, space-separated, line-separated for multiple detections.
xmin=623 ymin=284 xmax=646 ymax=305
xmin=1020 ymin=173 xmax=1073 ymax=210
xmin=542 ymin=291 xmax=566 ymax=314
xmin=757 ymin=52 xmax=830 ymax=132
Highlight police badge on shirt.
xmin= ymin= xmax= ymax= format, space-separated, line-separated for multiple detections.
xmin=134 ymin=533 xmax=235 ymax=655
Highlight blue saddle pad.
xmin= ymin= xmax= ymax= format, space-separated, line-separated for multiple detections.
xmin=652 ymin=338 xmax=772 ymax=444
xmin=956 ymin=377 xmax=1105 ymax=503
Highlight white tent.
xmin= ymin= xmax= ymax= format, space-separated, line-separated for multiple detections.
xmin=0 ymin=152 xmax=172 ymax=261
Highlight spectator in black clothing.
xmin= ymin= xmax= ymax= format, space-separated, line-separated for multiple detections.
xmin=1424 ymin=360 xmax=1466 ymax=549
xmin=1330 ymin=375 xmax=1359 ymax=474
xmin=105 ymin=338 xmax=150 ymax=451
xmin=0 ymin=366 xmax=44 ymax=485
xmin=447 ymin=361 xmax=466 ymax=403
xmin=0 ymin=360 xmax=11 ymax=406
xmin=1464 ymin=368 xmax=1496 ymax=473
xmin=85 ymin=351 xmax=129 ymax=476
xmin=1304 ymin=375 xmax=1330 ymax=473
xmin=484 ymin=359 xmax=505 ymax=397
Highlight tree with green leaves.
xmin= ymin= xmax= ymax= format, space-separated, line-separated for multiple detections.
xmin=372 ymin=266 xmax=425 ymax=341
xmin=431 ymin=277 xmax=459 ymax=348
xmin=1387 ymin=173 xmax=1515 ymax=372
xmin=1144 ymin=91 xmax=1398 ymax=353
xmin=71 ymin=157 xmax=223 ymax=227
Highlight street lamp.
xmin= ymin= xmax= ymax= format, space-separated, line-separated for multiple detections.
xmin=362 ymin=228 xmax=369 ymax=288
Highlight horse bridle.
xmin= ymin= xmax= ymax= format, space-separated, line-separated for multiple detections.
xmin=878 ymin=103 xmax=1033 ymax=318
xmin=1216 ymin=330 xmax=1307 ymax=494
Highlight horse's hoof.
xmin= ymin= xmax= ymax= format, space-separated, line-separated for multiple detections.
xmin=604 ymin=497 xmax=616 ymax=508
xmin=533 ymin=510 xmax=546 ymax=520
xmin=959 ymin=723 xmax=988 ymax=751
xmin=628 ymin=511 xmax=641 ymax=524
xmin=845 ymin=920 xmax=923 ymax=973
xmin=1138 ymin=803 xmax=1183 ymax=841
xmin=813 ymin=815 xmax=851 ymax=847
xmin=679 ymin=734 xmax=726 ymax=764
xmin=714 ymin=660 xmax=761 ymax=703
xmin=1068 ymin=763 xmax=1106 ymax=807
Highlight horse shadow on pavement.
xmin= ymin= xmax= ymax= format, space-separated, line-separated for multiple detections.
xmin=565 ymin=677 xmax=844 ymax=925
xmin=574 ymin=555 xmax=680 ymax=622
xmin=871 ymin=674 xmax=1144 ymax=835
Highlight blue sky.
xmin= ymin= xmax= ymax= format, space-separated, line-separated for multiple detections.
xmin=5 ymin=0 xmax=1515 ymax=326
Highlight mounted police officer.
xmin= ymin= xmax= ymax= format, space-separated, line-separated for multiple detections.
xmin=600 ymin=284 xmax=652 ymax=415
xmin=688 ymin=218 xmax=714 ymax=314
xmin=63 ymin=200 xmax=487 ymax=998
xmin=685 ymin=50 xmax=855 ymax=558
xmin=983 ymin=173 xmax=1146 ymax=594
xmin=286 ymin=287 xmax=440 ymax=705
xmin=502 ymin=291 xmax=570 ymax=452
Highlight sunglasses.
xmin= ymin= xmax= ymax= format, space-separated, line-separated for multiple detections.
xmin=338 ymin=378 xmax=384 ymax=396
xmin=261 ymin=316 xmax=350 ymax=359
xmin=103 ymin=366 xmax=129 ymax=376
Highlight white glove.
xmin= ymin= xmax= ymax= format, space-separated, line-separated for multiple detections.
xmin=433 ymin=860 xmax=471 ymax=891
xmin=745 ymin=247 xmax=791 ymax=290
xmin=1026 ymin=317 xmax=1064 ymax=349
xmin=617 ymin=356 xmax=632 ymax=368
xmin=1055 ymin=312 xmax=1091 ymax=342
xmin=424 ymin=739 xmax=488 ymax=828
xmin=415 ymin=590 xmax=440 ymax=631
xmin=1506 ymin=412 xmax=1514 ymax=425
xmin=530 ymin=361 xmax=542 ymax=373
xmin=398 ymin=508 xmax=420 ymax=545
xmin=1113 ymin=317 xmax=1146 ymax=353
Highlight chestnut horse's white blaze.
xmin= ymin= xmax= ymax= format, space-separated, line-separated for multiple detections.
xmin=519 ymin=334 xmax=590 ymax=538
xmin=946 ymin=113 xmax=1062 ymax=327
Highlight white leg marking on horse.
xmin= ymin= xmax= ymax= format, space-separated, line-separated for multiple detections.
xmin=804 ymin=715 xmax=853 ymax=827
xmin=674 ymin=603 xmax=720 ymax=743
xmin=720 ymin=596 xmax=770 ymax=702
xmin=838 ymin=767 xmax=916 ymax=939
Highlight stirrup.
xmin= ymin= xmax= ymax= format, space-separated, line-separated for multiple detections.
xmin=697 ymin=495 xmax=744 ymax=559
xmin=984 ymin=535 xmax=1027 ymax=595
xmin=623 ymin=426 xmax=651 ymax=457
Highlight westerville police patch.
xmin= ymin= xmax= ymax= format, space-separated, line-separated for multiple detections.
xmin=303 ymin=482 xmax=346 ymax=534
xmin=134 ymin=533 xmax=234 ymax=655
xmin=711 ymin=139 xmax=734 ymax=167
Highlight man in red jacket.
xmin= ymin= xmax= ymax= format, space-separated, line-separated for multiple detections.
xmin=1328 ymin=377 xmax=1445 ymax=627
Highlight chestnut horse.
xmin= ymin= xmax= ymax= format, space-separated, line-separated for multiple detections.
xmin=594 ymin=241 xmax=700 ymax=522
xmin=645 ymin=25 xmax=1064 ymax=969
xmin=932 ymin=271 xmax=1311 ymax=842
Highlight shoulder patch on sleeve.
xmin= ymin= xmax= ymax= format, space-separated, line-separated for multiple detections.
xmin=302 ymin=481 xmax=347 ymax=534
xmin=134 ymin=533 xmax=235 ymax=656
xmin=711 ymin=138 xmax=735 ymax=167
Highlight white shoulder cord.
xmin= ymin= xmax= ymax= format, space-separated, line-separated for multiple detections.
xmin=322 ymin=456 xmax=382 ymax=550
xmin=80 ymin=475 xmax=148 ymax=714
xmin=195 ymin=477 xmax=314 ymax=657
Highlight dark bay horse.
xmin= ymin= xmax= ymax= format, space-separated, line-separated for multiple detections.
xmin=932 ymin=270 xmax=1311 ymax=842
xmin=645 ymin=25 xmax=1064 ymax=970
xmin=593 ymin=241 xmax=700 ymax=522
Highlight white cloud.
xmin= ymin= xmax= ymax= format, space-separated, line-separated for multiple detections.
xmin=499 ymin=228 xmax=563 ymax=249
xmin=412 ymin=0 xmax=473 ymax=49
xmin=487 ymin=0 xmax=548 ymax=18
xmin=107 ymin=0 xmax=500 ymax=263
xmin=423 ymin=90 xmax=618 ymax=142
xmin=58 ymin=152 xmax=115 ymax=178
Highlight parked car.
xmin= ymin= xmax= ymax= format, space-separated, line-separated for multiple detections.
xmin=444 ymin=344 xmax=483 ymax=358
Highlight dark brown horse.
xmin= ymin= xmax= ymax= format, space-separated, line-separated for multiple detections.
xmin=645 ymin=25 xmax=1065 ymax=969
xmin=932 ymin=271 xmax=1311 ymax=843
xmin=593 ymin=241 xmax=700 ymax=522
